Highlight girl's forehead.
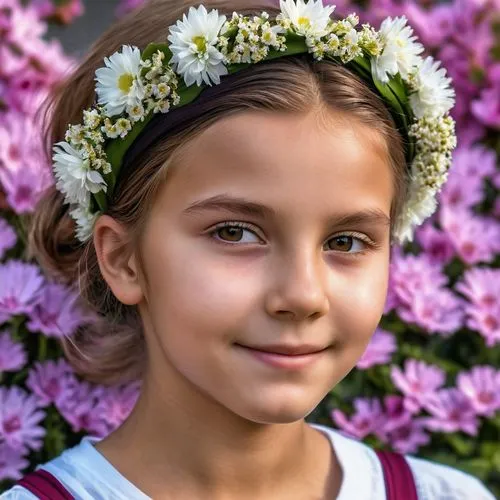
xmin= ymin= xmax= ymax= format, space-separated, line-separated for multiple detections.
xmin=161 ymin=111 xmax=394 ymax=216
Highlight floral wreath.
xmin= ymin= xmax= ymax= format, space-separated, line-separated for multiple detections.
xmin=52 ymin=0 xmax=457 ymax=244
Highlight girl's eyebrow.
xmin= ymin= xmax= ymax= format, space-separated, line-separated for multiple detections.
xmin=183 ymin=194 xmax=391 ymax=227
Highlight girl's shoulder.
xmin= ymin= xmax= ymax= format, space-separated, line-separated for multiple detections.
xmin=313 ymin=424 xmax=496 ymax=500
xmin=0 ymin=436 xmax=150 ymax=500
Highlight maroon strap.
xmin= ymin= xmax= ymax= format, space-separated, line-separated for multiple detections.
xmin=16 ymin=469 xmax=74 ymax=500
xmin=375 ymin=449 xmax=419 ymax=500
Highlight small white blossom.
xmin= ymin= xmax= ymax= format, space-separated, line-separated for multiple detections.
xmin=83 ymin=109 xmax=102 ymax=130
xmin=95 ymin=45 xmax=145 ymax=117
xmin=168 ymin=5 xmax=228 ymax=86
xmin=409 ymin=56 xmax=456 ymax=119
xmin=70 ymin=204 xmax=100 ymax=243
xmin=115 ymin=118 xmax=132 ymax=137
xmin=279 ymin=0 xmax=335 ymax=38
xmin=53 ymin=141 xmax=107 ymax=206
xmin=370 ymin=16 xmax=424 ymax=83
xmin=126 ymin=103 xmax=146 ymax=122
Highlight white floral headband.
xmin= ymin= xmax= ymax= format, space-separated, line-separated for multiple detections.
xmin=52 ymin=0 xmax=457 ymax=243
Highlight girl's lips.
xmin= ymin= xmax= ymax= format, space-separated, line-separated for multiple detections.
xmin=235 ymin=344 xmax=329 ymax=370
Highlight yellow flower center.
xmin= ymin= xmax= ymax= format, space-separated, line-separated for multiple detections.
xmin=297 ymin=17 xmax=311 ymax=28
xmin=192 ymin=35 xmax=207 ymax=53
xmin=118 ymin=73 xmax=134 ymax=93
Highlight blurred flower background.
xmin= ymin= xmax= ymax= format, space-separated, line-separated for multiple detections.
xmin=0 ymin=0 xmax=499 ymax=495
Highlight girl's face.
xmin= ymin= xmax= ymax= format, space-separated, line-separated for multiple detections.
xmin=136 ymin=110 xmax=393 ymax=423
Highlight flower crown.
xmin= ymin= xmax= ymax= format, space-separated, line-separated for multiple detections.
xmin=53 ymin=0 xmax=457 ymax=244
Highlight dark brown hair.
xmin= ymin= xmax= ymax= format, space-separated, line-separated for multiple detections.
xmin=29 ymin=0 xmax=408 ymax=385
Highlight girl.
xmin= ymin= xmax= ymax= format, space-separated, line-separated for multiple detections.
xmin=2 ymin=0 xmax=495 ymax=498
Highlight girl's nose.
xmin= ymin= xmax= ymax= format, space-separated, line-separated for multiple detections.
xmin=264 ymin=249 xmax=330 ymax=322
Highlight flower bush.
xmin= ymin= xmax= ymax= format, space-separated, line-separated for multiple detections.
xmin=0 ymin=0 xmax=499 ymax=496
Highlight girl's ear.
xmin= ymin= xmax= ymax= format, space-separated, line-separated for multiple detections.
xmin=93 ymin=215 xmax=144 ymax=306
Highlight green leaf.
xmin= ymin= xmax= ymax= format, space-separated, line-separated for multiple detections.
xmin=141 ymin=43 xmax=173 ymax=64
xmin=444 ymin=434 xmax=476 ymax=457
xmin=456 ymin=458 xmax=492 ymax=480
xmin=103 ymin=111 xmax=156 ymax=195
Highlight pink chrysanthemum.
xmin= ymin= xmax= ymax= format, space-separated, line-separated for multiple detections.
xmin=456 ymin=268 xmax=500 ymax=346
xmin=397 ymin=287 xmax=464 ymax=336
xmin=26 ymin=359 xmax=76 ymax=407
xmin=457 ymin=366 xmax=500 ymax=417
xmin=56 ymin=380 xmax=109 ymax=438
xmin=99 ymin=381 xmax=141 ymax=432
xmin=0 ymin=442 xmax=29 ymax=481
xmin=357 ymin=328 xmax=397 ymax=369
xmin=423 ymin=388 xmax=479 ymax=436
xmin=0 ymin=260 xmax=45 ymax=321
xmin=0 ymin=218 xmax=16 ymax=259
xmin=440 ymin=207 xmax=500 ymax=265
xmin=415 ymin=223 xmax=455 ymax=265
xmin=391 ymin=359 xmax=446 ymax=414
xmin=27 ymin=282 xmax=89 ymax=337
xmin=389 ymin=252 xmax=447 ymax=305
xmin=0 ymin=386 xmax=46 ymax=452
xmin=0 ymin=330 xmax=27 ymax=372
xmin=331 ymin=398 xmax=386 ymax=440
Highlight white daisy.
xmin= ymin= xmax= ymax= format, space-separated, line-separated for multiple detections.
xmin=52 ymin=141 xmax=107 ymax=206
xmin=95 ymin=45 xmax=145 ymax=117
xmin=168 ymin=5 xmax=227 ymax=86
xmin=409 ymin=56 xmax=456 ymax=119
xmin=395 ymin=182 xmax=437 ymax=243
xmin=279 ymin=0 xmax=335 ymax=38
xmin=70 ymin=204 xmax=100 ymax=243
xmin=370 ymin=16 xmax=424 ymax=83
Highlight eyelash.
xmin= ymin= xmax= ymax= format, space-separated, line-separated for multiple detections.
xmin=207 ymin=221 xmax=379 ymax=256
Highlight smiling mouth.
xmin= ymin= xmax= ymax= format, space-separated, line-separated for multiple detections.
xmin=234 ymin=343 xmax=330 ymax=370
xmin=234 ymin=343 xmax=330 ymax=356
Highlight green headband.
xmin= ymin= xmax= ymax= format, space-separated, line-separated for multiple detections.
xmin=52 ymin=2 xmax=456 ymax=244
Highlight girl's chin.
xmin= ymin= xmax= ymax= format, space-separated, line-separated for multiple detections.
xmin=232 ymin=396 xmax=322 ymax=425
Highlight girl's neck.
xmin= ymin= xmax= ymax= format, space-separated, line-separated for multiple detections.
xmin=94 ymin=374 xmax=341 ymax=499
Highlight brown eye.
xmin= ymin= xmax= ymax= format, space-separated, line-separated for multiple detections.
xmin=211 ymin=223 xmax=261 ymax=244
xmin=325 ymin=235 xmax=354 ymax=252
xmin=217 ymin=226 xmax=244 ymax=242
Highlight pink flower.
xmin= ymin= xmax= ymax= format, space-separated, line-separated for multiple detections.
xmin=0 ymin=162 xmax=53 ymax=214
xmin=471 ymin=83 xmax=500 ymax=129
xmin=99 ymin=382 xmax=141 ymax=432
xmin=56 ymin=380 xmax=109 ymax=438
xmin=0 ymin=218 xmax=16 ymax=259
xmin=27 ymin=282 xmax=89 ymax=338
xmin=31 ymin=0 xmax=84 ymax=24
xmin=0 ymin=386 xmax=46 ymax=452
xmin=439 ymin=145 xmax=496 ymax=211
xmin=0 ymin=330 xmax=27 ymax=372
xmin=331 ymin=398 xmax=386 ymax=440
xmin=397 ymin=288 xmax=464 ymax=336
xmin=26 ymin=359 xmax=76 ymax=407
xmin=456 ymin=268 xmax=500 ymax=346
xmin=0 ymin=442 xmax=29 ymax=481
xmin=440 ymin=208 xmax=500 ymax=265
xmin=389 ymin=252 xmax=447 ymax=306
xmin=457 ymin=366 xmax=500 ymax=417
xmin=0 ymin=112 xmax=44 ymax=171
xmin=415 ymin=223 xmax=455 ymax=266
xmin=423 ymin=389 xmax=479 ymax=436
xmin=0 ymin=260 xmax=45 ymax=321
xmin=357 ymin=328 xmax=397 ymax=369
xmin=0 ymin=1 xmax=46 ymax=48
xmin=391 ymin=360 xmax=446 ymax=414
xmin=380 ymin=397 xmax=431 ymax=454
xmin=457 ymin=268 xmax=500 ymax=310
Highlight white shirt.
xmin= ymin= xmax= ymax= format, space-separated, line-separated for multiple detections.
xmin=1 ymin=424 xmax=495 ymax=499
